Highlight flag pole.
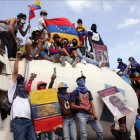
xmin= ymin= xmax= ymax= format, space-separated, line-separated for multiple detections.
xmin=28 ymin=5 xmax=31 ymax=33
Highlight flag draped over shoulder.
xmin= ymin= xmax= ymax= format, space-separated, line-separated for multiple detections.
xmin=45 ymin=18 xmax=79 ymax=43
xmin=29 ymin=0 xmax=41 ymax=21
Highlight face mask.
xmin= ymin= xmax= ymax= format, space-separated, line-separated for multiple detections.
xmin=42 ymin=15 xmax=47 ymax=20
xmin=56 ymin=41 xmax=61 ymax=46
xmin=58 ymin=88 xmax=67 ymax=94
xmin=21 ymin=19 xmax=26 ymax=24
xmin=77 ymin=80 xmax=85 ymax=87
xmin=91 ymin=25 xmax=97 ymax=32
xmin=118 ymin=61 xmax=122 ymax=64
xmin=73 ymin=42 xmax=77 ymax=46
xmin=78 ymin=24 xmax=82 ymax=27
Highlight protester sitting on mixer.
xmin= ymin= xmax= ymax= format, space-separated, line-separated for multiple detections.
xmin=0 ymin=13 xmax=30 ymax=58
xmin=76 ymin=41 xmax=104 ymax=67
xmin=49 ymin=34 xmax=80 ymax=68
xmin=25 ymin=27 xmax=43 ymax=61
xmin=115 ymin=58 xmax=133 ymax=85
xmin=26 ymin=73 xmax=56 ymax=140
xmin=38 ymin=32 xmax=61 ymax=63
xmin=61 ymin=38 xmax=80 ymax=60
xmin=50 ymin=81 xmax=77 ymax=140
xmin=8 ymin=51 xmax=37 ymax=140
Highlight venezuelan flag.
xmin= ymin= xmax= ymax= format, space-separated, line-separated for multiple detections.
xmin=29 ymin=0 xmax=41 ymax=21
xmin=45 ymin=18 xmax=80 ymax=44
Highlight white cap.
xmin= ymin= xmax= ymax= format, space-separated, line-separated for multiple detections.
xmin=115 ymin=69 xmax=121 ymax=74
xmin=31 ymin=27 xmax=40 ymax=34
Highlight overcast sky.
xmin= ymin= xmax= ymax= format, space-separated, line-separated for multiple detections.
xmin=0 ymin=0 xmax=140 ymax=69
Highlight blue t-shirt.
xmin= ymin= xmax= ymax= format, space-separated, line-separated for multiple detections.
xmin=121 ymin=71 xmax=130 ymax=85
xmin=71 ymin=90 xmax=93 ymax=114
xmin=40 ymin=44 xmax=46 ymax=55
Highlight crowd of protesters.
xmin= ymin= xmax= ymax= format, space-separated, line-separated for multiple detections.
xmin=0 ymin=10 xmax=140 ymax=140
xmin=0 ymin=11 xmax=104 ymax=68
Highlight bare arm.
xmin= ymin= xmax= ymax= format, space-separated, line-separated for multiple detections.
xmin=19 ymin=24 xmax=30 ymax=37
xmin=90 ymin=100 xmax=98 ymax=119
xmin=12 ymin=52 xmax=23 ymax=83
xmin=125 ymin=61 xmax=132 ymax=73
xmin=42 ymin=23 xmax=49 ymax=34
xmin=9 ymin=18 xmax=16 ymax=40
xmin=48 ymin=74 xmax=56 ymax=89
xmin=38 ymin=37 xmax=50 ymax=43
xmin=70 ymin=45 xmax=80 ymax=49
xmin=0 ymin=19 xmax=7 ymax=23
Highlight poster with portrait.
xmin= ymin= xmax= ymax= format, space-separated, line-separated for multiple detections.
xmin=97 ymin=86 xmax=134 ymax=119
xmin=92 ymin=43 xmax=110 ymax=67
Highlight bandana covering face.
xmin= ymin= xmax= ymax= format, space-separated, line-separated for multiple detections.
xmin=76 ymin=80 xmax=87 ymax=93
xmin=58 ymin=88 xmax=70 ymax=101
xmin=16 ymin=79 xmax=28 ymax=98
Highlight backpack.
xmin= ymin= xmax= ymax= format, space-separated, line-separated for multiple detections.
xmin=0 ymin=90 xmax=16 ymax=115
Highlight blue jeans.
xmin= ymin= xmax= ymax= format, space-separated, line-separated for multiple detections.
xmin=11 ymin=118 xmax=37 ymax=140
xmin=77 ymin=113 xmax=103 ymax=140
xmin=76 ymin=48 xmax=99 ymax=66
xmin=63 ymin=117 xmax=77 ymax=140
xmin=38 ymin=131 xmax=55 ymax=140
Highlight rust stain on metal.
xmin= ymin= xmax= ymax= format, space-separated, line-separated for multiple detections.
xmin=37 ymin=104 xmax=58 ymax=117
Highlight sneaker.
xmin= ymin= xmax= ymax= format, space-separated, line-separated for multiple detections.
xmin=61 ymin=56 xmax=66 ymax=67
xmin=72 ymin=57 xmax=80 ymax=68
xmin=98 ymin=62 xmax=105 ymax=68
xmin=28 ymin=55 xmax=33 ymax=61
xmin=81 ymin=59 xmax=87 ymax=64
xmin=53 ymin=54 xmax=60 ymax=63
xmin=34 ymin=55 xmax=42 ymax=60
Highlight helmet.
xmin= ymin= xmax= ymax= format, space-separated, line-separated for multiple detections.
xmin=17 ymin=13 xmax=27 ymax=19
xmin=31 ymin=27 xmax=40 ymax=34
xmin=40 ymin=10 xmax=48 ymax=15
xmin=58 ymin=82 xmax=69 ymax=89
xmin=115 ymin=69 xmax=121 ymax=74
xmin=134 ymin=72 xmax=139 ymax=77
xmin=117 ymin=58 xmax=122 ymax=61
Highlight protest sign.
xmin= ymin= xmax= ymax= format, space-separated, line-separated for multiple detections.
xmin=92 ymin=43 xmax=110 ymax=67
xmin=98 ymin=86 xmax=134 ymax=119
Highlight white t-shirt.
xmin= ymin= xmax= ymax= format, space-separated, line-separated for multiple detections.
xmin=8 ymin=79 xmax=31 ymax=120
xmin=38 ymin=17 xmax=45 ymax=30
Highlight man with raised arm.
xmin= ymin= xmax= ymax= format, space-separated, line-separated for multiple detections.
xmin=115 ymin=58 xmax=133 ymax=85
xmin=8 ymin=51 xmax=37 ymax=140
